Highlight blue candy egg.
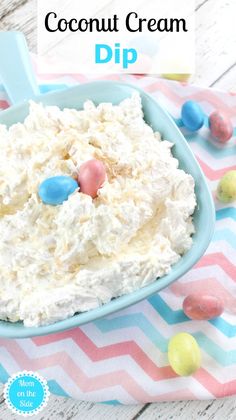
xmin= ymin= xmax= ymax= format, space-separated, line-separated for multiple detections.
xmin=39 ymin=176 xmax=78 ymax=206
xmin=181 ymin=101 xmax=204 ymax=131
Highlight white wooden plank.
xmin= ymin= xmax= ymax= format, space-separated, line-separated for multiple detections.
xmin=194 ymin=0 xmax=236 ymax=86
xmin=0 ymin=0 xmax=36 ymax=52
xmin=211 ymin=63 xmax=236 ymax=92
xmin=0 ymin=384 xmax=142 ymax=420
xmin=0 ymin=0 xmax=26 ymax=20
xmin=138 ymin=398 xmax=236 ymax=420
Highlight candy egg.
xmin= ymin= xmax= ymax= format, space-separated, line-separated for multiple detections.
xmin=168 ymin=333 xmax=201 ymax=376
xmin=209 ymin=111 xmax=233 ymax=143
xmin=78 ymin=159 xmax=106 ymax=199
xmin=39 ymin=176 xmax=78 ymax=206
xmin=183 ymin=293 xmax=224 ymax=320
xmin=181 ymin=100 xmax=204 ymax=131
xmin=217 ymin=170 xmax=236 ymax=203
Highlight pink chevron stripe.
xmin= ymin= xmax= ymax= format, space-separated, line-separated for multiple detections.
xmin=35 ymin=71 xmax=121 ymax=83
xmin=195 ymin=254 xmax=236 ymax=280
xmin=0 ymin=340 xmax=151 ymax=401
xmin=32 ymin=329 xmax=175 ymax=381
xmin=196 ymin=158 xmax=236 ymax=181
xmin=0 ymin=339 xmax=180 ymax=402
xmin=1 ymin=339 xmax=233 ymax=400
xmin=0 ymin=100 xmax=9 ymax=110
xmin=145 ymin=81 xmax=236 ymax=118
xmin=36 ymin=72 xmax=88 ymax=83
xmin=195 ymin=368 xmax=236 ymax=398
xmin=170 ymin=277 xmax=236 ymax=313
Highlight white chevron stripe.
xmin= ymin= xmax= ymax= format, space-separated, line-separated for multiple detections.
xmin=39 ymin=365 xmax=213 ymax=401
xmin=213 ymin=91 xmax=236 ymax=110
xmin=0 ymin=340 xmax=231 ymax=398
xmin=17 ymin=338 xmax=168 ymax=380
xmin=150 ymin=81 xmax=201 ymax=99
xmin=9 ymin=340 xmax=211 ymax=400
xmin=39 ymin=366 xmax=137 ymax=404
xmin=189 ymin=142 xmax=235 ymax=170
xmin=216 ymin=219 xmax=236 ymax=230
xmin=209 ymin=241 xmax=236 ymax=260
xmin=81 ymin=324 xmax=165 ymax=360
xmin=159 ymin=292 xmax=185 ymax=311
xmin=166 ymin=83 xmax=200 ymax=98
xmin=200 ymin=351 xmax=236 ymax=382
xmin=207 ymin=242 xmax=236 ymax=264
xmin=222 ymin=311 xmax=236 ymax=323
xmin=146 ymin=91 xmax=182 ymax=116
xmin=161 ymin=286 xmax=236 ymax=313
xmin=179 ymin=265 xmax=236 ymax=288
xmin=190 ymin=142 xmax=236 ymax=169
xmin=0 ymin=348 xmax=20 ymax=374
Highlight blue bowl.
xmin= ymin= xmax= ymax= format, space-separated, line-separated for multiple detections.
xmin=0 ymin=81 xmax=215 ymax=338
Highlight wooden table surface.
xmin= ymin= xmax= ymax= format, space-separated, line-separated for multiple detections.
xmin=0 ymin=0 xmax=235 ymax=419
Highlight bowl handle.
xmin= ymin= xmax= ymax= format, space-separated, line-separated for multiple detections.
xmin=0 ymin=31 xmax=40 ymax=105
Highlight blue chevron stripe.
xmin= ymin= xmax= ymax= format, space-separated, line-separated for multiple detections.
xmin=209 ymin=318 xmax=236 ymax=338
xmin=185 ymin=133 xmax=236 ymax=158
xmin=148 ymin=295 xmax=236 ymax=337
xmin=0 ymin=362 xmax=117 ymax=402
xmin=213 ymin=229 xmax=236 ymax=249
xmin=148 ymin=295 xmax=189 ymax=325
xmin=193 ymin=332 xmax=236 ymax=365
xmin=39 ymin=84 xmax=68 ymax=94
xmin=100 ymin=400 xmax=121 ymax=405
xmin=95 ymin=313 xmax=236 ymax=363
xmin=0 ymin=364 xmax=9 ymax=383
xmin=47 ymin=380 xmax=68 ymax=397
xmin=95 ymin=313 xmax=167 ymax=352
xmin=216 ymin=208 xmax=236 ymax=222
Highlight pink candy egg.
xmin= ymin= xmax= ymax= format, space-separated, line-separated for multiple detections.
xmin=78 ymin=159 xmax=106 ymax=198
xmin=183 ymin=293 xmax=224 ymax=321
xmin=209 ymin=111 xmax=233 ymax=143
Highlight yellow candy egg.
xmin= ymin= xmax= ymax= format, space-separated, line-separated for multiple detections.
xmin=168 ymin=332 xmax=201 ymax=376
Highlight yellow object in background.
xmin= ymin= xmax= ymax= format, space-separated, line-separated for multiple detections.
xmin=162 ymin=73 xmax=191 ymax=82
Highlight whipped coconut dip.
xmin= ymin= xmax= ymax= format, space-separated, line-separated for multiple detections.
xmin=0 ymin=93 xmax=196 ymax=326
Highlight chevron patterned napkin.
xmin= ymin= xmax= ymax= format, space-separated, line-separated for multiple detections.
xmin=0 ymin=72 xmax=235 ymax=404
